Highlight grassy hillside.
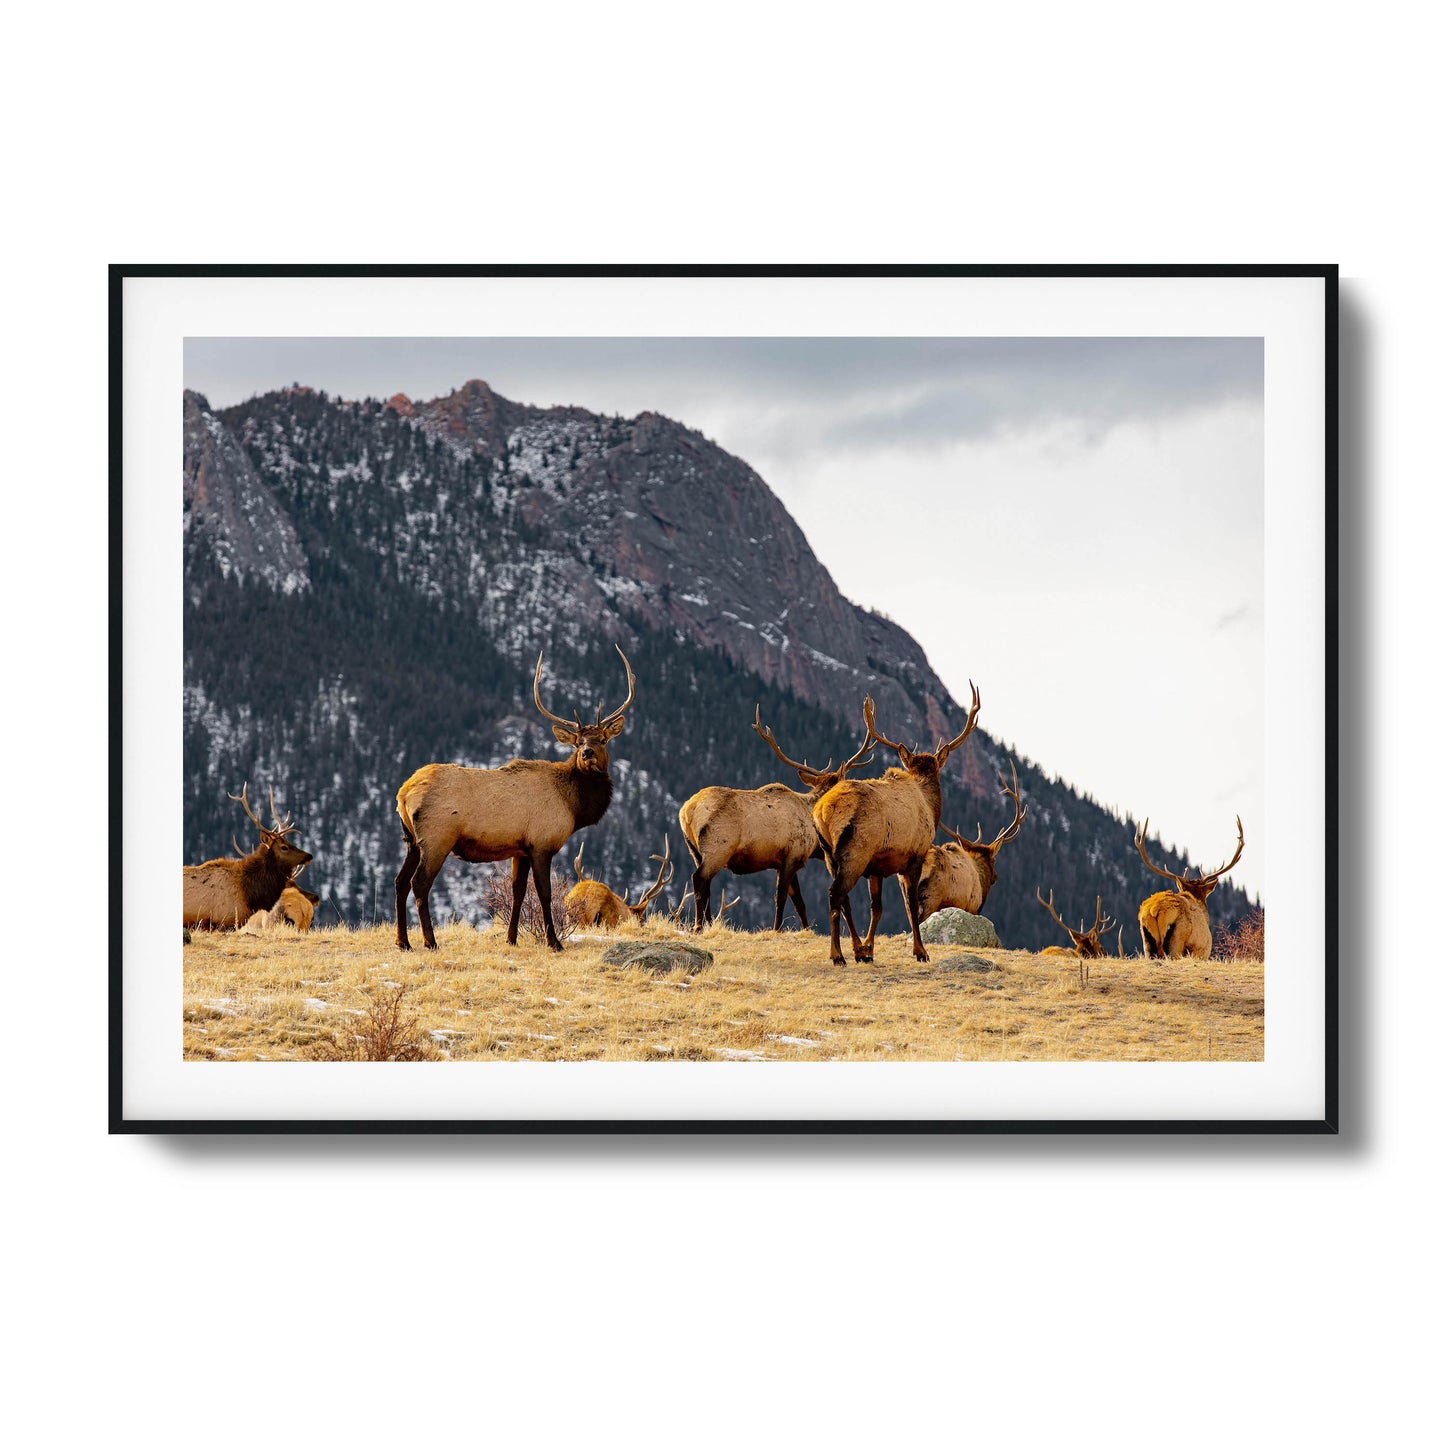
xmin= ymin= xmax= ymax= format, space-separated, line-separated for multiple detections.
xmin=183 ymin=922 xmax=1264 ymax=1064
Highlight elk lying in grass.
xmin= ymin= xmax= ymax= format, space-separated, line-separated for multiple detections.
xmin=1134 ymin=816 xmax=1245 ymax=960
xmin=679 ymin=708 xmax=875 ymax=932
xmin=241 ymin=883 xmax=320 ymax=934
xmin=1037 ymin=889 xmax=1115 ymax=957
xmin=395 ymin=646 xmax=636 ymax=951
xmin=564 ymin=838 xmax=674 ymax=929
xmin=183 ymin=785 xmax=313 ymax=930
xmin=813 ymin=687 xmax=981 ymax=965
xmin=911 ymin=762 xmax=1028 ymax=922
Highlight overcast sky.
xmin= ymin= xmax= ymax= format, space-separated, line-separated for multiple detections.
xmin=187 ymin=336 xmax=1265 ymax=899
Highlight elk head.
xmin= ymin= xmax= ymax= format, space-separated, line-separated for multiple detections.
xmin=751 ymin=705 xmax=875 ymax=796
xmin=1037 ymin=888 xmax=1115 ymax=958
xmin=229 ymin=783 xmax=312 ymax=872
xmin=929 ymin=761 xmax=1028 ymax=909
xmin=533 ymin=645 xmax=637 ymax=773
xmin=862 ymin=684 xmax=981 ymax=790
xmin=1134 ymin=816 xmax=1245 ymax=903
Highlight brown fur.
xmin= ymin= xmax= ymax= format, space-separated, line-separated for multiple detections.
xmin=1133 ymin=817 xmax=1245 ymax=961
xmin=183 ymin=786 xmax=312 ymax=930
xmin=812 ymin=689 xmax=981 ymax=965
xmin=395 ymin=648 xmax=636 ymax=952
xmin=240 ymin=885 xmax=319 ymax=934
xmin=679 ymin=709 xmax=876 ymax=932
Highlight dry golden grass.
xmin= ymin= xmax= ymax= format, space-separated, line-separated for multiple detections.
xmin=182 ymin=916 xmax=1263 ymax=1063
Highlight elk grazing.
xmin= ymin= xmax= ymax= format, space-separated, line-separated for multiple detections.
xmin=1037 ymin=889 xmax=1115 ymax=957
xmin=911 ymin=762 xmax=1028 ymax=922
xmin=183 ymin=785 xmax=313 ymax=930
xmin=678 ymin=707 xmax=875 ymax=932
xmin=394 ymin=646 xmax=636 ymax=952
xmin=565 ymin=838 xmax=675 ymax=929
xmin=1134 ymin=816 xmax=1245 ymax=960
xmin=812 ymin=687 xmax=982 ymax=965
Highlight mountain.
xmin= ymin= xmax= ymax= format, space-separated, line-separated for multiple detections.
xmin=181 ymin=380 xmax=1255 ymax=950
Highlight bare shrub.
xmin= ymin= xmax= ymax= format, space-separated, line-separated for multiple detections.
xmin=1216 ymin=907 xmax=1265 ymax=960
xmin=312 ymin=983 xmax=434 ymax=1061
xmin=477 ymin=864 xmax=579 ymax=944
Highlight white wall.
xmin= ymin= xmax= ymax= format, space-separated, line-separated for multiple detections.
xmin=10 ymin=3 xmax=1430 ymax=1439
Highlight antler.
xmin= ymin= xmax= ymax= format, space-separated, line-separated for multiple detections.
xmin=939 ymin=763 xmax=1027 ymax=855
xmin=835 ymin=727 xmax=877 ymax=783
xmin=753 ymin=706 xmax=831 ymax=779
xmin=634 ymin=837 xmax=674 ymax=912
xmin=715 ymin=890 xmax=742 ymax=922
xmin=861 ymin=695 xmax=906 ymax=758
xmin=532 ymin=651 xmax=581 ymax=731
xmin=573 ymin=841 xmax=588 ymax=883
xmin=1134 ymin=818 xmax=1185 ymax=885
xmin=1199 ymin=816 xmax=1246 ymax=884
xmin=987 ymin=761 xmax=1027 ymax=851
xmin=267 ymin=786 xmax=297 ymax=837
xmin=227 ymin=783 xmax=264 ymax=831
xmin=935 ymin=681 xmax=982 ymax=765
xmin=1036 ymin=886 xmax=1072 ymax=938
xmin=597 ymin=645 xmax=637 ymax=728
xmin=1086 ymin=896 xmax=1114 ymax=939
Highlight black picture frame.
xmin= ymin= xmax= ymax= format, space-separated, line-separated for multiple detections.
xmin=111 ymin=263 xmax=1338 ymax=1135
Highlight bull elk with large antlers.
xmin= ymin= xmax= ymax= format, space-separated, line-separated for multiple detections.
xmin=183 ymin=784 xmax=313 ymax=930
xmin=1037 ymin=889 xmax=1115 ymax=958
xmin=394 ymin=646 xmax=637 ymax=952
xmin=565 ymin=838 xmax=674 ymax=929
xmin=812 ymin=687 xmax=982 ymax=965
xmin=911 ymin=762 xmax=1028 ymax=922
xmin=1133 ymin=816 xmax=1245 ymax=959
xmin=678 ymin=707 xmax=875 ymax=931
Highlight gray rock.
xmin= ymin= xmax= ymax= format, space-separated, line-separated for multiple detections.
xmin=932 ymin=952 xmax=997 ymax=972
xmin=920 ymin=910 xmax=1000 ymax=949
xmin=600 ymin=940 xmax=713 ymax=974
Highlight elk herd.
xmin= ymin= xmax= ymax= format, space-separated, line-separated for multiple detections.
xmin=183 ymin=648 xmax=1248 ymax=965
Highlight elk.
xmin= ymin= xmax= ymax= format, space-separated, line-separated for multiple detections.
xmin=678 ymin=707 xmax=875 ymax=932
xmin=564 ymin=838 xmax=674 ymax=929
xmin=242 ymin=884 xmax=320 ymax=934
xmin=183 ymin=785 xmax=313 ymax=930
xmin=1037 ymin=889 xmax=1115 ymax=957
xmin=910 ymin=762 xmax=1028 ymax=922
xmin=1133 ymin=816 xmax=1245 ymax=959
xmin=812 ymin=687 xmax=982 ymax=965
xmin=394 ymin=646 xmax=636 ymax=952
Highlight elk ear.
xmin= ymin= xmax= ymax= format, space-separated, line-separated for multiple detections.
xmin=600 ymin=715 xmax=627 ymax=741
xmin=897 ymin=744 xmax=913 ymax=766
xmin=552 ymin=724 xmax=580 ymax=745
xmin=301 ymin=889 xmax=320 ymax=904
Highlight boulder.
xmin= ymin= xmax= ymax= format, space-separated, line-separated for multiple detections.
xmin=932 ymin=953 xmax=998 ymax=973
xmin=600 ymin=940 xmax=713 ymax=975
xmin=919 ymin=910 xmax=1000 ymax=949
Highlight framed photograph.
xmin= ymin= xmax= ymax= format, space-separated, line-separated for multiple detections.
xmin=113 ymin=265 xmax=1336 ymax=1133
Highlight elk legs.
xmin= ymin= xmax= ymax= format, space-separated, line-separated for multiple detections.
xmin=691 ymin=865 xmax=714 ymax=932
xmin=530 ymin=848 xmax=563 ymax=952
xmin=505 ymin=856 xmax=530 ymax=946
xmin=395 ymin=838 xmax=422 ymax=950
xmin=901 ymin=860 xmax=928 ymax=963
